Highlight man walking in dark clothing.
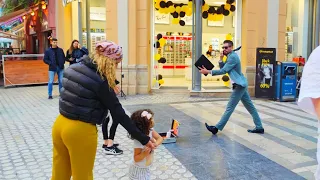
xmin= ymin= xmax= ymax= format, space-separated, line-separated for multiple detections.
xmin=43 ymin=38 xmax=66 ymax=99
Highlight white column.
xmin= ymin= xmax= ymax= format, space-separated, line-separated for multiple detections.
xmin=267 ymin=0 xmax=279 ymax=58
xmin=117 ymin=0 xmax=129 ymax=66
xmin=298 ymin=0 xmax=309 ymax=58
xmin=235 ymin=0 xmax=242 ymax=58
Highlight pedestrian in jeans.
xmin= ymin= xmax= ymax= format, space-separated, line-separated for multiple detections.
xmin=43 ymin=38 xmax=65 ymax=99
xmin=198 ymin=40 xmax=264 ymax=135
xmin=298 ymin=46 xmax=320 ymax=180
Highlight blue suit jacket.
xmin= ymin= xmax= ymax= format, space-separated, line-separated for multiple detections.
xmin=211 ymin=51 xmax=248 ymax=87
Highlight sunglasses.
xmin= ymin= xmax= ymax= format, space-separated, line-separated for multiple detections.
xmin=222 ymin=46 xmax=230 ymax=49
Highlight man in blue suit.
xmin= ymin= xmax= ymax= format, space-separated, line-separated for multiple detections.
xmin=199 ymin=40 xmax=264 ymax=134
xmin=43 ymin=38 xmax=65 ymax=99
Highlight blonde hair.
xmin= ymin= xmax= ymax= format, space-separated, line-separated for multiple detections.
xmin=90 ymin=51 xmax=116 ymax=89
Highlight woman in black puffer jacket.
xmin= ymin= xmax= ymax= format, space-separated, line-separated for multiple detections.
xmin=65 ymin=40 xmax=89 ymax=65
xmin=51 ymin=41 xmax=155 ymax=180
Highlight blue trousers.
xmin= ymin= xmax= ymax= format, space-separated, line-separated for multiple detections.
xmin=48 ymin=68 xmax=64 ymax=96
xmin=215 ymin=85 xmax=263 ymax=130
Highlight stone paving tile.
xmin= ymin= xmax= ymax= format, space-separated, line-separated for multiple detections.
xmin=0 ymin=86 xmax=196 ymax=180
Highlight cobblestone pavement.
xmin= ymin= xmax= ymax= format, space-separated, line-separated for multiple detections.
xmin=0 ymin=86 xmax=315 ymax=180
xmin=0 ymin=86 xmax=199 ymax=180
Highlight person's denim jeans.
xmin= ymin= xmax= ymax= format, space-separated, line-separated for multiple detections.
xmin=215 ymin=85 xmax=263 ymax=130
xmin=48 ymin=67 xmax=64 ymax=96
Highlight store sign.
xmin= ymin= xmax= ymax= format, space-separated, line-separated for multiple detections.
xmin=255 ymin=48 xmax=277 ymax=99
xmin=155 ymin=11 xmax=169 ymax=24
xmin=90 ymin=7 xmax=106 ymax=21
xmin=62 ymin=0 xmax=80 ymax=7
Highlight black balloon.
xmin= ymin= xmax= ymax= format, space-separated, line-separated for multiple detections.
xmin=216 ymin=7 xmax=223 ymax=14
xmin=179 ymin=20 xmax=185 ymax=26
xmin=202 ymin=0 xmax=205 ymax=5
xmin=154 ymin=41 xmax=160 ymax=48
xmin=189 ymin=0 xmax=192 ymax=1
xmin=167 ymin=1 xmax=173 ymax=7
xmin=172 ymin=12 xmax=179 ymax=18
xmin=158 ymin=58 xmax=167 ymax=64
xmin=180 ymin=11 xmax=186 ymax=17
xmin=202 ymin=11 xmax=208 ymax=18
xmin=157 ymin=74 xmax=163 ymax=80
xmin=229 ymin=0 xmax=235 ymax=3
xmin=160 ymin=1 xmax=166 ymax=8
xmin=208 ymin=7 xmax=215 ymax=14
xmin=221 ymin=4 xmax=225 ymax=9
xmin=230 ymin=5 xmax=236 ymax=12
xmin=157 ymin=34 xmax=162 ymax=40
xmin=226 ymin=0 xmax=231 ymax=4
xmin=179 ymin=3 xmax=184 ymax=7
xmin=222 ymin=75 xmax=229 ymax=82
xmin=223 ymin=9 xmax=230 ymax=16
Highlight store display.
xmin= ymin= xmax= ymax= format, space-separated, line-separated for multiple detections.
xmin=285 ymin=32 xmax=293 ymax=61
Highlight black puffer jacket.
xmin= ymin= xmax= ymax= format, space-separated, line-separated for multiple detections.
xmin=59 ymin=56 xmax=150 ymax=145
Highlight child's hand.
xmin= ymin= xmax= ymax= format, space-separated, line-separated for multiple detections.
xmin=144 ymin=147 xmax=152 ymax=154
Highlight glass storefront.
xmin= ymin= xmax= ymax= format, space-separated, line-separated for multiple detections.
xmin=151 ymin=0 xmax=239 ymax=90
xmin=80 ymin=0 xmax=106 ymax=53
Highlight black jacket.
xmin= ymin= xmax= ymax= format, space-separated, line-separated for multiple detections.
xmin=44 ymin=47 xmax=66 ymax=71
xmin=65 ymin=47 xmax=89 ymax=65
xmin=59 ymin=56 xmax=150 ymax=145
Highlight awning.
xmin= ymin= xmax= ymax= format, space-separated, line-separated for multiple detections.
xmin=0 ymin=7 xmax=38 ymax=26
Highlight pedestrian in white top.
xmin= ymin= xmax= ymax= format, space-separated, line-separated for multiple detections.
xmin=298 ymin=46 xmax=320 ymax=180
xmin=128 ymin=109 xmax=163 ymax=180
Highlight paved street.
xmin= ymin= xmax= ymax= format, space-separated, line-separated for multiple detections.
xmin=0 ymin=86 xmax=318 ymax=179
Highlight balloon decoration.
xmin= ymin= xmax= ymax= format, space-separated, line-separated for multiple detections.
xmin=158 ymin=57 xmax=167 ymax=64
xmin=222 ymin=75 xmax=230 ymax=82
xmin=222 ymin=55 xmax=230 ymax=87
xmin=154 ymin=0 xmax=236 ymax=26
xmin=157 ymin=74 xmax=164 ymax=86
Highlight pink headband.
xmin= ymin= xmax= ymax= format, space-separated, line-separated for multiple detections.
xmin=96 ymin=41 xmax=123 ymax=61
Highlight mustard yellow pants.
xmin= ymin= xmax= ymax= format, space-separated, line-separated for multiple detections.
xmin=51 ymin=114 xmax=97 ymax=180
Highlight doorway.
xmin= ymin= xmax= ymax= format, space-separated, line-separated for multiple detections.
xmin=150 ymin=0 xmax=241 ymax=90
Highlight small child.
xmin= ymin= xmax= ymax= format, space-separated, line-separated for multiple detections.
xmin=128 ymin=109 xmax=163 ymax=180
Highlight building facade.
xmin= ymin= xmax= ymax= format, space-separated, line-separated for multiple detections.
xmin=56 ymin=0 xmax=320 ymax=96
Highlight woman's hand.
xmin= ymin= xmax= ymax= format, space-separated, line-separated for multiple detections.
xmin=145 ymin=141 xmax=155 ymax=150
xmin=113 ymin=85 xmax=120 ymax=94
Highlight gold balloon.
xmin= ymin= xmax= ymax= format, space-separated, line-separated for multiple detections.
xmin=202 ymin=4 xmax=209 ymax=12
xmin=159 ymin=38 xmax=166 ymax=47
xmin=172 ymin=18 xmax=179 ymax=24
xmin=155 ymin=1 xmax=160 ymax=9
xmin=226 ymin=34 xmax=233 ymax=40
xmin=158 ymin=8 xmax=165 ymax=13
xmin=223 ymin=80 xmax=230 ymax=87
xmin=225 ymin=3 xmax=231 ymax=10
xmin=155 ymin=54 xmax=161 ymax=60
xmin=169 ymin=6 xmax=175 ymax=13
xmin=208 ymin=14 xmax=214 ymax=21
xmin=216 ymin=14 xmax=224 ymax=21
xmin=222 ymin=56 xmax=227 ymax=62
xmin=159 ymin=79 xmax=164 ymax=85
xmin=186 ymin=8 xmax=192 ymax=16
xmin=188 ymin=1 xmax=193 ymax=8
xmin=212 ymin=14 xmax=218 ymax=21
xmin=182 ymin=5 xmax=188 ymax=12
xmin=176 ymin=6 xmax=181 ymax=13
xmin=152 ymin=78 xmax=157 ymax=86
